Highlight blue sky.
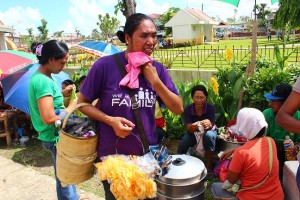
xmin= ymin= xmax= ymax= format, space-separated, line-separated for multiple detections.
xmin=0 ymin=0 xmax=279 ymax=36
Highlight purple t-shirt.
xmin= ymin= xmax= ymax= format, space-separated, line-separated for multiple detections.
xmin=80 ymin=51 xmax=179 ymax=157
xmin=293 ymin=77 xmax=300 ymax=93
xmin=184 ymin=102 xmax=215 ymax=125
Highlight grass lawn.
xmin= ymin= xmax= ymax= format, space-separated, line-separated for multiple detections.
xmin=183 ymin=37 xmax=300 ymax=49
xmin=69 ymin=38 xmax=300 ymax=71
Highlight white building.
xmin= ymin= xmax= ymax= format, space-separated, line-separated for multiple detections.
xmin=165 ymin=8 xmax=218 ymax=45
xmin=0 ymin=21 xmax=15 ymax=50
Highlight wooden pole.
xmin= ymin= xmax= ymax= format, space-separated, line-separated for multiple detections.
xmin=238 ymin=0 xmax=258 ymax=111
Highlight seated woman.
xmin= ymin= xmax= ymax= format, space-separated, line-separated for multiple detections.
xmin=211 ymin=108 xmax=284 ymax=200
xmin=177 ymin=85 xmax=217 ymax=177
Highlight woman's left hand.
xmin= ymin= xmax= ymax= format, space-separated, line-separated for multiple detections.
xmin=200 ymin=119 xmax=212 ymax=130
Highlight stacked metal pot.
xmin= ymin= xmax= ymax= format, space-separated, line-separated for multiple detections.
xmin=156 ymin=155 xmax=207 ymax=200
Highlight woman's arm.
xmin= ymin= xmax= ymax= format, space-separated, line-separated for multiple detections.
xmin=141 ymin=63 xmax=183 ymax=115
xmin=37 ymin=96 xmax=77 ymax=125
xmin=276 ymin=91 xmax=300 ymax=133
xmin=37 ymin=96 xmax=60 ymax=125
xmin=77 ymin=94 xmax=135 ymax=138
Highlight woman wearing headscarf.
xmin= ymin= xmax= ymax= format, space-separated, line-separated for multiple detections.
xmin=211 ymin=108 xmax=284 ymax=200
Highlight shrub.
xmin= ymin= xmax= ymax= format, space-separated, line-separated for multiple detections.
xmin=244 ymin=58 xmax=300 ymax=111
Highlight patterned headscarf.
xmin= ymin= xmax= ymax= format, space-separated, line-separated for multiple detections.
xmin=235 ymin=107 xmax=268 ymax=140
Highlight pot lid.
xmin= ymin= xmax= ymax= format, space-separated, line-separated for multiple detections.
xmin=158 ymin=154 xmax=205 ymax=184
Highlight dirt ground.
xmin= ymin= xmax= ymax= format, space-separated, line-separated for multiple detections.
xmin=0 ymin=135 xmax=105 ymax=199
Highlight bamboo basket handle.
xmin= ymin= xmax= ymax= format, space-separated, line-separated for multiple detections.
xmin=62 ymin=102 xmax=92 ymax=129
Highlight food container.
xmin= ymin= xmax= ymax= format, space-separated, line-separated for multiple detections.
xmin=220 ymin=140 xmax=245 ymax=151
xmin=156 ymin=155 xmax=207 ymax=200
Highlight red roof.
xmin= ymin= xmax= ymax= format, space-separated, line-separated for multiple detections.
xmin=148 ymin=14 xmax=160 ymax=19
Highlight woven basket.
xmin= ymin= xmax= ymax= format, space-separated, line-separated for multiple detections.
xmin=56 ymin=103 xmax=98 ymax=186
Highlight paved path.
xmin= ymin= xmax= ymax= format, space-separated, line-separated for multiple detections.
xmin=0 ymin=156 xmax=104 ymax=200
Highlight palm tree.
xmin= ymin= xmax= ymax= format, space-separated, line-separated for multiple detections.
xmin=254 ymin=3 xmax=272 ymax=31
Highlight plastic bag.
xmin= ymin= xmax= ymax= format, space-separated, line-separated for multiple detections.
xmin=214 ymin=159 xmax=231 ymax=182
xmin=189 ymin=132 xmax=205 ymax=157
xmin=95 ymin=154 xmax=159 ymax=200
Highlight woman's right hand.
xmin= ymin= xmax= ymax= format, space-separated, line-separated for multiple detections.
xmin=62 ymin=84 xmax=76 ymax=97
xmin=220 ymin=150 xmax=234 ymax=160
xmin=110 ymin=117 xmax=135 ymax=138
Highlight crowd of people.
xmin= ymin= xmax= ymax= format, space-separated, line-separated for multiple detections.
xmin=1 ymin=12 xmax=297 ymax=200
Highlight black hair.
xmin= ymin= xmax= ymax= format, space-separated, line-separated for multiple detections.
xmin=116 ymin=13 xmax=154 ymax=43
xmin=32 ymin=40 xmax=69 ymax=65
xmin=191 ymin=85 xmax=208 ymax=98
xmin=62 ymin=79 xmax=74 ymax=86
xmin=78 ymin=75 xmax=86 ymax=85
xmin=254 ymin=127 xmax=267 ymax=138
xmin=30 ymin=42 xmax=42 ymax=54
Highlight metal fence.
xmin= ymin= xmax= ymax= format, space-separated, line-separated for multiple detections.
xmin=152 ymin=44 xmax=300 ymax=70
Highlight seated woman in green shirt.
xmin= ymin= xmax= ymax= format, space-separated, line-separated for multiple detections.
xmin=263 ymin=83 xmax=300 ymax=179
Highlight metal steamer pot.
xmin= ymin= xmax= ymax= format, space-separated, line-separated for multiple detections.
xmin=156 ymin=155 xmax=207 ymax=200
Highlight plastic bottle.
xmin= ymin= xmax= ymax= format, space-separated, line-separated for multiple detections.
xmin=284 ymin=135 xmax=295 ymax=161
xmin=55 ymin=109 xmax=74 ymax=120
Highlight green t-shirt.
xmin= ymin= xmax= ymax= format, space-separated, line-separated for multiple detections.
xmin=28 ymin=71 xmax=64 ymax=142
xmin=263 ymin=108 xmax=300 ymax=143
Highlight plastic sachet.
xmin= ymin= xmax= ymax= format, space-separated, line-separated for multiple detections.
xmin=149 ymin=145 xmax=172 ymax=176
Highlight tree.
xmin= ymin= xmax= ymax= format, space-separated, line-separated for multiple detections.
xmin=26 ymin=28 xmax=34 ymax=40
xmin=159 ymin=7 xmax=180 ymax=36
xmin=53 ymin=31 xmax=64 ymax=38
xmin=239 ymin=16 xmax=252 ymax=32
xmin=97 ymin=13 xmax=120 ymax=42
xmin=254 ymin=3 xmax=272 ymax=31
xmin=37 ymin=19 xmax=49 ymax=42
xmin=75 ymin=27 xmax=81 ymax=37
xmin=273 ymin=0 xmax=300 ymax=29
xmin=114 ymin=0 xmax=136 ymax=18
xmin=91 ymin=29 xmax=101 ymax=41
xmin=226 ymin=17 xmax=235 ymax=24
xmin=273 ymin=0 xmax=300 ymax=41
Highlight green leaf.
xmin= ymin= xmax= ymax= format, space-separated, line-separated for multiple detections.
xmin=274 ymin=45 xmax=283 ymax=68
xmin=232 ymin=77 xmax=244 ymax=100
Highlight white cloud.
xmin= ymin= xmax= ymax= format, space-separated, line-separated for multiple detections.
xmin=0 ymin=0 xmax=278 ymax=37
xmin=65 ymin=0 xmax=127 ymax=36
xmin=0 ymin=6 xmax=41 ymax=35
xmin=136 ymin=0 xmax=171 ymax=15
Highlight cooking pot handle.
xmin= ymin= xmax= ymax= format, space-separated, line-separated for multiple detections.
xmin=172 ymin=158 xmax=186 ymax=166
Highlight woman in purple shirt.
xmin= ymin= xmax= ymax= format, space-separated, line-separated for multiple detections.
xmin=177 ymin=85 xmax=217 ymax=178
xmin=77 ymin=13 xmax=183 ymax=199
